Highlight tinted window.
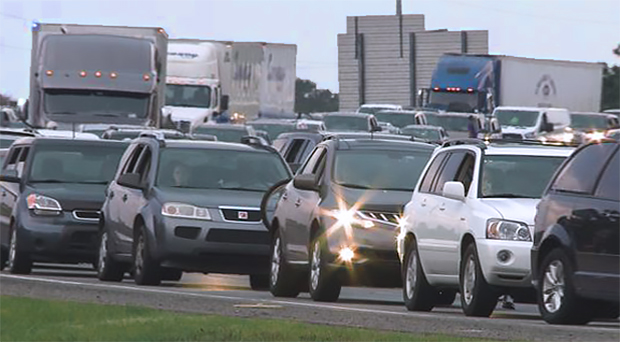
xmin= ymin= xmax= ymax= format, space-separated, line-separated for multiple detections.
xmin=552 ymin=143 xmax=616 ymax=194
xmin=285 ymin=139 xmax=309 ymax=163
xmin=373 ymin=112 xmax=416 ymax=128
xmin=455 ymin=153 xmax=476 ymax=194
xmin=165 ymin=84 xmax=211 ymax=109
xmin=44 ymin=89 xmax=149 ymax=119
xmin=135 ymin=148 xmax=152 ymax=182
xmin=156 ymin=148 xmax=290 ymax=191
xmin=5 ymin=147 xmax=22 ymax=170
xmin=433 ymin=152 xmax=466 ymax=194
xmin=494 ymin=110 xmax=540 ymax=127
xmin=334 ymin=149 xmax=432 ymax=191
xmin=123 ymin=145 xmax=144 ymax=174
xmin=272 ymin=138 xmax=288 ymax=153
xmin=324 ymin=116 xmax=369 ymax=132
xmin=595 ymin=149 xmax=619 ymax=201
xmin=426 ymin=115 xmax=471 ymax=132
xmin=570 ymin=114 xmax=609 ymax=130
xmin=419 ymin=152 xmax=448 ymax=193
xmin=29 ymin=144 xmax=126 ymax=184
xmin=300 ymin=148 xmax=326 ymax=175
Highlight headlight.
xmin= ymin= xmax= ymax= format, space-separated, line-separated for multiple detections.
xmin=162 ymin=202 xmax=212 ymax=220
xmin=562 ymin=132 xmax=574 ymax=143
xmin=586 ymin=131 xmax=606 ymax=141
xmin=27 ymin=194 xmax=62 ymax=215
xmin=486 ymin=219 xmax=531 ymax=241
xmin=524 ymin=132 xmax=536 ymax=138
xmin=330 ymin=209 xmax=374 ymax=229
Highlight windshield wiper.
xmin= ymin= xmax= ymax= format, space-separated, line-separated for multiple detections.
xmin=337 ymin=183 xmax=373 ymax=190
xmin=484 ymin=193 xmax=531 ymax=198
xmin=93 ymin=113 xmax=120 ymax=117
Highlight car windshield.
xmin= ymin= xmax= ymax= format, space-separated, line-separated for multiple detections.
xmin=373 ymin=112 xmax=416 ymax=128
xmin=156 ymin=148 xmax=290 ymax=191
xmin=495 ymin=110 xmax=539 ymax=128
xmin=334 ymin=149 xmax=431 ymax=191
xmin=481 ymin=155 xmax=566 ymax=198
xmin=29 ymin=144 xmax=126 ymax=184
xmin=165 ymin=84 xmax=211 ymax=108
xmin=44 ymin=89 xmax=149 ymax=118
xmin=192 ymin=126 xmax=248 ymax=143
xmin=570 ymin=114 xmax=608 ymax=130
xmin=357 ymin=107 xmax=392 ymax=115
xmin=248 ymin=123 xmax=295 ymax=140
xmin=426 ymin=115 xmax=470 ymax=131
xmin=401 ymin=127 xmax=441 ymax=141
xmin=324 ymin=116 xmax=369 ymax=132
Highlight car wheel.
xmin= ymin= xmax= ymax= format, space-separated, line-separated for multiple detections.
xmin=537 ymin=249 xmax=593 ymax=324
xmin=460 ymin=244 xmax=498 ymax=317
xmin=269 ymin=229 xmax=301 ymax=298
xmin=402 ymin=239 xmax=436 ymax=311
xmin=249 ymin=274 xmax=269 ymax=290
xmin=133 ymin=229 xmax=161 ymax=286
xmin=0 ymin=248 xmax=7 ymax=270
xmin=97 ymin=230 xmax=126 ymax=282
xmin=308 ymin=236 xmax=341 ymax=302
xmin=7 ymin=227 xmax=32 ymax=275
xmin=436 ymin=289 xmax=457 ymax=306
xmin=161 ymin=268 xmax=183 ymax=282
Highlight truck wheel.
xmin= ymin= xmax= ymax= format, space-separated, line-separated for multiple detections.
xmin=269 ymin=229 xmax=301 ymax=298
xmin=8 ymin=227 xmax=32 ymax=275
xmin=460 ymin=244 xmax=498 ymax=317
xmin=308 ymin=236 xmax=341 ymax=302
xmin=402 ymin=239 xmax=436 ymax=311
xmin=97 ymin=230 xmax=126 ymax=282
xmin=537 ymin=249 xmax=593 ymax=324
xmin=133 ymin=228 xmax=161 ymax=286
xmin=161 ymin=268 xmax=183 ymax=282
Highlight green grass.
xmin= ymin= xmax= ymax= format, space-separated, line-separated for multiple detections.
xmin=1 ymin=295 xmax=485 ymax=341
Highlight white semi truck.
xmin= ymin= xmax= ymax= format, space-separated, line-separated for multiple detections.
xmin=164 ymin=39 xmax=296 ymax=125
xmin=28 ymin=22 xmax=168 ymax=128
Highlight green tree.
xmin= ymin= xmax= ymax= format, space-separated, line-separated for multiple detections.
xmin=0 ymin=93 xmax=17 ymax=106
xmin=295 ymin=78 xmax=339 ymax=113
xmin=601 ymin=44 xmax=620 ymax=110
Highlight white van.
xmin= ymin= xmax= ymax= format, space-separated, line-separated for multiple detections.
xmin=492 ymin=106 xmax=571 ymax=140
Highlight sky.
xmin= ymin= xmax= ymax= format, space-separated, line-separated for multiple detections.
xmin=0 ymin=0 xmax=619 ymax=99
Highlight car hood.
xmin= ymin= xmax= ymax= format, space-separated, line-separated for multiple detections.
xmin=154 ymin=187 xmax=264 ymax=209
xmin=28 ymin=183 xmax=107 ymax=211
xmin=479 ymin=198 xmax=540 ymax=226
xmin=331 ymin=184 xmax=412 ymax=213
xmin=165 ymin=106 xmax=211 ymax=125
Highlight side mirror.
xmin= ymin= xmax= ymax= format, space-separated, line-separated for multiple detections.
xmin=293 ymin=173 xmax=317 ymax=191
xmin=220 ymin=95 xmax=229 ymax=111
xmin=117 ymin=173 xmax=145 ymax=190
xmin=443 ymin=181 xmax=465 ymax=201
xmin=490 ymin=118 xmax=501 ymax=134
xmin=0 ymin=169 xmax=20 ymax=183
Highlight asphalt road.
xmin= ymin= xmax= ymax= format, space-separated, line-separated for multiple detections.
xmin=1 ymin=264 xmax=618 ymax=341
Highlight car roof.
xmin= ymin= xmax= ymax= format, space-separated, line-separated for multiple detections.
xmin=332 ymin=138 xmax=436 ymax=152
xmin=12 ymin=136 xmax=127 ymax=147
xmin=142 ymin=138 xmax=274 ymax=153
xmin=441 ymin=141 xmax=575 ymax=157
xmin=402 ymin=125 xmax=444 ymax=130
xmin=324 ymin=112 xmax=371 ymax=118
xmin=494 ymin=106 xmax=568 ymax=112
xmin=248 ymin=119 xmax=295 ymax=125
xmin=570 ymin=112 xmax=615 ymax=117
xmin=0 ymin=128 xmax=37 ymax=137
xmin=194 ymin=124 xmax=248 ymax=130
xmin=359 ymin=104 xmax=401 ymax=108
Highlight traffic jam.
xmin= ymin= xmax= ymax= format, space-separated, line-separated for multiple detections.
xmin=0 ymin=15 xmax=618 ymax=330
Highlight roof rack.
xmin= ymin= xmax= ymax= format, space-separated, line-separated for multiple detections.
xmin=442 ymin=138 xmax=487 ymax=149
xmin=484 ymin=138 xmax=580 ymax=147
xmin=240 ymin=135 xmax=279 ymax=154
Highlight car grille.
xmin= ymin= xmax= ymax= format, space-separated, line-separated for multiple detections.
xmin=502 ymin=133 xmax=523 ymax=140
xmin=219 ymin=206 xmax=261 ymax=223
xmin=359 ymin=211 xmax=400 ymax=226
xmin=175 ymin=226 xmax=201 ymax=240
xmin=206 ymin=229 xmax=270 ymax=245
xmin=72 ymin=210 xmax=100 ymax=222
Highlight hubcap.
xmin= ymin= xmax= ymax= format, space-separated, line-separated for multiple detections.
xmin=270 ymin=237 xmax=281 ymax=287
xmin=542 ymin=260 xmax=565 ymax=313
xmin=8 ymin=230 xmax=16 ymax=269
xmin=463 ymin=255 xmax=476 ymax=305
xmin=135 ymin=235 xmax=145 ymax=275
xmin=310 ymin=240 xmax=321 ymax=291
xmin=406 ymin=249 xmax=418 ymax=299
xmin=98 ymin=232 xmax=108 ymax=273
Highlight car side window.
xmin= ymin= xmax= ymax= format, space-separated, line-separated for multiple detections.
xmin=4 ymin=147 xmax=22 ymax=171
xmin=272 ymin=138 xmax=287 ymax=153
xmin=15 ymin=147 xmax=29 ymax=178
xmin=120 ymin=145 xmax=144 ymax=176
xmin=300 ymin=147 xmax=326 ymax=176
xmin=285 ymin=139 xmax=308 ymax=163
xmin=296 ymin=140 xmax=317 ymax=165
xmin=419 ymin=152 xmax=448 ymax=193
xmin=594 ymin=149 xmax=619 ymax=201
xmin=454 ymin=152 xmax=476 ymax=195
xmin=432 ymin=151 xmax=466 ymax=195
xmin=134 ymin=147 xmax=152 ymax=182
xmin=551 ymin=143 xmax=616 ymax=194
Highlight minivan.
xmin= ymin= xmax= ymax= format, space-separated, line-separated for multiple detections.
xmin=493 ymin=106 xmax=571 ymax=140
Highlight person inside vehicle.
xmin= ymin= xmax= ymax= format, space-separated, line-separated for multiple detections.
xmin=172 ymin=163 xmax=191 ymax=187
xmin=467 ymin=115 xmax=479 ymax=138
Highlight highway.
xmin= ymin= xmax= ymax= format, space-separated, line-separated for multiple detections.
xmin=1 ymin=264 xmax=618 ymax=341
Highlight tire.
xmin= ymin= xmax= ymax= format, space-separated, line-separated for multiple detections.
xmin=97 ymin=230 xmax=126 ymax=282
xmin=249 ymin=274 xmax=269 ymax=290
xmin=0 ymin=248 xmax=7 ymax=270
xmin=133 ymin=228 xmax=161 ymax=286
xmin=594 ymin=302 xmax=619 ymax=319
xmin=460 ymin=244 xmax=498 ymax=317
xmin=269 ymin=229 xmax=301 ymax=298
xmin=308 ymin=235 xmax=341 ymax=302
xmin=161 ymin=268 xmax=183 ymax=282
xmin=260 ymin=179 xmax=290 ymax=231
xmin=436 ymin=289 xmax=457 ymax=306
xmin=402 ymin=239 xmax=436 ymax=311
xmin=536 ymin=249 xmax=593 ymax=325
xmin=7 ymin=227 xmax=32 ymax=275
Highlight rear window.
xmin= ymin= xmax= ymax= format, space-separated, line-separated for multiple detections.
xmin=324 ymin=116 xmax=369 ymax=132
xmin=551 ymin=143 xmax=616 ymax=194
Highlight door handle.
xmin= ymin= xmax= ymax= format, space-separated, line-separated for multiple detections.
xmin=1 ymin=191 xmax=6 ymax=197
xmin=122 ymin=194 xmax=128 ymax=202
xmin=109 ymin=191 xmax=115 ymax=199
xmin=294 ymin=199 xmax=301 ymax=207
xmin=282 ymin=193 xmax=288 ymax=201
xmin=420 ymin=198 xmax=427 ymax=207
xmin=439 ymin=204 xmax=446 ymax=211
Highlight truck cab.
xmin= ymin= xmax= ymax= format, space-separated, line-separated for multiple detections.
xmin=493 ymin=106 xmax=571 ymax=141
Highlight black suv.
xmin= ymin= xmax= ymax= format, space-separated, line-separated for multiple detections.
xmin=266 ymin=138 xmax=435 ymax=301
xmin=0 ymin=137 xmax=127 ymax=273
xmin=97 ymin=134 xmax=292 ymax=287
xmin=532 ymin=140 xmax=619 ymax=324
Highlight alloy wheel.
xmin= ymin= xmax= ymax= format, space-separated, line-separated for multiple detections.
xmin=135 ymin=235 xmax=145 ymax=275
xmin=406 ymin=249 xmax=418 ymax=299
xmin=310 ymin=240 xmax=321 ymax=291
xmin=463 ymin=256 xmax=476 ymax=305
xmin=270 ymin=236 xmax=281 ymax=287
xmin=8 ymin=230 xmax=16 ymax=270
xmin=98 ymin=232 xmax=108 ymax=273
xmin=542 ymin=260 xmax=565 ymax=313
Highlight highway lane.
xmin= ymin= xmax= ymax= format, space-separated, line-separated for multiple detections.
xmin=1 ymin=264 xmax=618 ymax=341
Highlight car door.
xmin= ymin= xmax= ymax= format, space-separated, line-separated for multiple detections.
xmin=120 ymin=145 xmax=152 ymax=250
xmin=417 ymin=151 xmax=466 ymax=277
xmin=0 ymin=146 xmax=23 ymax=246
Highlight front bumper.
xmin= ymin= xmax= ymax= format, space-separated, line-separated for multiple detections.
xmin=476 ymin=238 xmax=533 ymax=288
xmin=16 ymin=210 xmax=99 ymax=263
xmin=151 ymin=216 xmax=270 ymax=275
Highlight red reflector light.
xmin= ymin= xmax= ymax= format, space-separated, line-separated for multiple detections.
xmin=467 ymin=88 xmax=474 ymax=93
xmin=110 ymin=72 xmax=118 ymax=79
xmin=143 ymin=74 xmax=151 ymax=81
xmin=94 ymin=71 xmax=102 ymax=78
xmin=456 ymin=87 xmax=462 ymax=92
xmin=433 ymin=87 xmax=440 ymax=91
xmin=45 ymin=70 xmax=53 ymax=77
xmin=79 ymin=71 xmax=87 ymax=77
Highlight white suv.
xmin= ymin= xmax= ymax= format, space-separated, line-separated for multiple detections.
xmin=397 ymin=140 xmax=574 ymax=317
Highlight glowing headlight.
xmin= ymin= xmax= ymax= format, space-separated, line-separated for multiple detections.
xmin=486 ymin=219 xmax=531 ymax=241
xmin=338 ymin=247 xmax=355 ymax=262
xmin=587 ymin=131 xmax=606 ymax=141
xmin=27 ymin=194 xmax=62 ymax=215
xmin=330 ymin=209 xmax=374 ymax=229
xmin=562 ymin=132 xmax=574 ymax=143
xmin=162 ymin=202 xmax=211 ymax=220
